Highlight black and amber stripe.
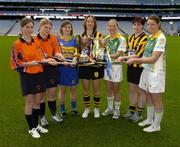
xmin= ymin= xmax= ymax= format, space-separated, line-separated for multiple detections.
xmin=127 ymin=32 xmax=147 ymax=68
xmin=94 ymin=96 xmax=100 ymax=108
xmin=84 ymin=96 xmax=90 ymax=108
xmin=137 ymin=106 xmax=144 ymax=115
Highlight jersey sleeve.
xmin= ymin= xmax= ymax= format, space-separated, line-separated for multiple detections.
xmin=117 ymin=36 xmax=126 ymax=52
xmin=154 ymin=35 xmax=166 ymax=52
xmin=53 ymin=36 xmax=62 ymax=54
xmin=10 ymin=42 xmax=24 ymax=70
xmin=73 ymin=38 xmax=78 ymax=56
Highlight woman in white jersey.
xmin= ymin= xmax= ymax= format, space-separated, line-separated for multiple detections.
xmin=102 ymin=19 xmax=126 ymax=119
xmin=126 ymin=15 xmax=166 ymax=132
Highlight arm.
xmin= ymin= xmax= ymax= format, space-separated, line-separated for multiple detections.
xmin=126 ymin=51 xmax=162 ymax=65
xmin=127 ymin=34 xmax=166 ymax=65
xmin=54 ymin=36 xmax=65 ymax=61
xmin=10 ymin=42 xmax=38 ymax=70
xmin=112 ymin=36 xmax=126 ymax=60
xmin=110 ymin=50 xmax=123 ymax=59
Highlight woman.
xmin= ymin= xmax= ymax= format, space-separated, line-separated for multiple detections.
xmin=57 ymin=20 xmax=79 ymax=117
xmin=78 ymin=15 xmax=104 ymax=118
xmin=34 ymin=18 xmax=63 ymax=127
xmin=126 ymin=15 xmax=166 ymax=132
xmin=116 ymin=16 xmax=147 ymax=122
xmin=10 ymin=17 xmax=56 ymax=138
xmin=102 ymin=19 xmax=126 ymax=119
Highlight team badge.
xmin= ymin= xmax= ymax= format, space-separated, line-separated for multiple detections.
xmin=94 ymin=72 xmax=99 ymax=78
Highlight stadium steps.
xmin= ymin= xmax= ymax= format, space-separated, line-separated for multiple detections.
xmin=4 ymin=20 xmax=19 ymax=35
xmin=161 ymin=28 xmax=170 ymax=35
xmin=118 ymin=26 xmax=128 ymax=36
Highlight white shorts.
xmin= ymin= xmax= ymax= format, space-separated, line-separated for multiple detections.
xmin=139 ymin=69 xmax=165 ymax=93
xmin=104 ymin=65 xmax=123 ymax=82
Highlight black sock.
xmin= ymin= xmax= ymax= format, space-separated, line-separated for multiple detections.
xmin=129 ymin=105 xmax=136 ymax=113
xmin=94 ymin=96 xmax=100 ymax=108
xmin=25 ymin=114 xmax=34 ymax=130
xmin=137 ymin=106 xmax=144 ymax=115
xmin=48 ymin=100 xmax=56 ymax=116
xmin=32 ymin=109 xmax=39 ymax=128
xmin=39 ymin=102 xmax=45 ymax=118
xmin=83 ymin=96 xmax=90 ymax=108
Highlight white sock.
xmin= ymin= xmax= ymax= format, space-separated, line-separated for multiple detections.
xmin=107 ymin=96 xmax=114 ymax=110
xmin=114 ymin=101 xmax=120 ymax=111
xmin=147 ymin=106 xmax=155 ymax=121
xmin=154 ymin=111 xmax=164 ymax=127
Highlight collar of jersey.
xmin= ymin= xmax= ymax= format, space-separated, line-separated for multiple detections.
xmin=37 ymin=33 xmax=50 ymax=41
xmin=60 ymin=35 xmax=72 ymax=41
xmin=149 ymin=30 xmax=161 ymax=40
xmin=20 ymin=36 xmax=34 ymax=45
xmin=107 ymin=33 xmax=121 ymax=40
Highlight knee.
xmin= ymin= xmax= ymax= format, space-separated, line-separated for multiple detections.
xmin=25 ymin=101 xmax=33 ymax=114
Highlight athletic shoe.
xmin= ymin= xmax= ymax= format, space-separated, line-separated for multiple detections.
xmin=143 ymin=124 xmax=161 ymax=132
xmin=112 ymin=110 xmax=120 ymax=120
xmin=138 ymin=119 xmax=153 ymax=127
xmin=40 ymin=115 xmax=48 ymax=127
xmin=52 ymin=114 xmax=63 ymax=122
xmin=36 ymin=125 xmax=48 ymax=133
xmin=71 ymin=110 xmax=79 ymax=116
xmin=28 ymin=128 xmax=40 ymax=139
xmin=102 ymin=108 xmax=113 ymax=116
xmin=123 ymin=110 xmax=134 ymax=120
xmin=60 ymin=112 xmax=67 ymax=118
xmin=130 ymin=112 xmax=143 ymax=123
xmin=82 ymin=108 xmax=90 ymax=118
xmin=94 ymin=108 xmax=100 ymax=118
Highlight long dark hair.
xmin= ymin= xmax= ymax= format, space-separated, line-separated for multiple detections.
xmin=83 ymin=15 xmax=97 ymax=35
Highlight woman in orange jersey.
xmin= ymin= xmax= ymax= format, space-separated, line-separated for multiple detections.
xmin=10 ymin=17 xmax=56 ymax=138
xmin=35 ymin=18 xmax=64 ymax=127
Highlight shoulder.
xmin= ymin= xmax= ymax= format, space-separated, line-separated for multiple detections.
xmin=119 ymin=35 xmax=126 ymax=42
xmin=12 ymin=39 xmax=22 ymax=48
xmin=50 ymin=34 xmax=59 ymax=41
xmin=33 ymin=38 xmax=41 ymax=47
xmin=156 ymin=33 xmax=166 ymax=44
xmin=141 ymin=33 xmax=148 ymax=39
xmin=128 ymin=34 xmax=134 ymax=40
xmin=95 ymin=32 xmax=103 ymax=39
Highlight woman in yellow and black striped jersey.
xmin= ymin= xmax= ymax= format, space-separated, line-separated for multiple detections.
xmin=116 ymin=16 xmax=147 ymax=122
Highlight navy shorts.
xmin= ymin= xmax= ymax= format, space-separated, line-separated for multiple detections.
xmin=58 ymin=65 xmax=79 ymax=86
xmin=127 ymin=66 xmax=143 ymax=85
xmin=44 ymin=65 xmax=58 ymax=88
xmin=19 ymin=72 xmax=46 ymax=96
xmin=79 ymin=66 xmax=104 ymax=80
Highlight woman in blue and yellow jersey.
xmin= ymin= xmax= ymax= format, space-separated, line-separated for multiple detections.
xmin=117 ymin=16 xmax=147 ymax=122
xmin=126 ymin=15 xmax=166 ymax=132
xmin=102 ymin=19 xmax=126 ymax=119
xmin=57 ymin=20 xmax=79 ymax=117
xmin=79 ymin=15 xmax=104 ymax=118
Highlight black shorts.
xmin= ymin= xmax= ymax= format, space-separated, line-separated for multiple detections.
xmin=44 ymin=65 xmax=58 ymax=88
xmin=79 ymin=66 xmax=104 ymax=80
xmin=127 ymin=66 xmax=143 ymax=85
xmin=19 ymin=72 xmax=46 ymax=96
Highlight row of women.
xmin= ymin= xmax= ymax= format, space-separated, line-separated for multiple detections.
xmin=10 ymin=14 xmax=166 ymax=138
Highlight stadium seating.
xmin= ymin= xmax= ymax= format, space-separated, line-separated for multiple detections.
xmin=1 ymin=19 xmax=179 ymax=36
xmin=0 ymin=0 xmax=179 ymax=5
